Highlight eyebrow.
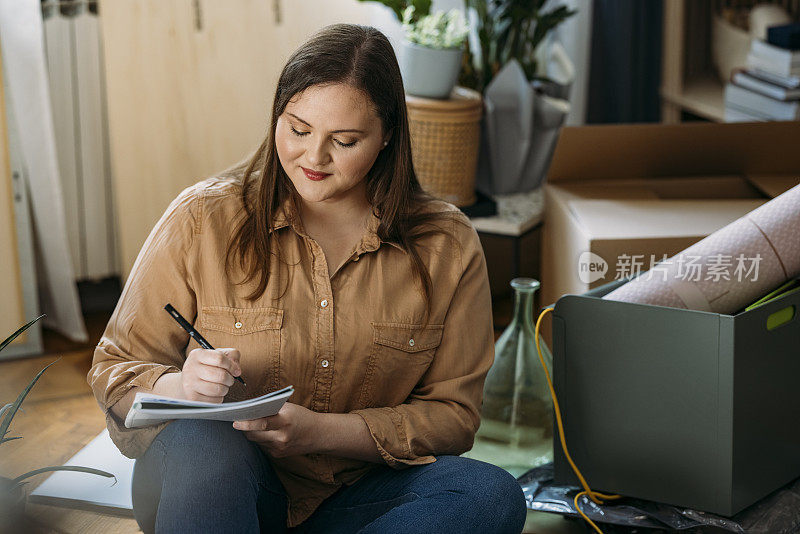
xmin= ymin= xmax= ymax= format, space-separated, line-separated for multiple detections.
xmin=287 ymin=113 xmax=365 ymax=134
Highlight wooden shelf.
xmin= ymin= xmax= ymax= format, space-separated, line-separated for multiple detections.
xmin=660 ymin=1 xmax=724 ymax=123
xmin=662 ymin=74 xmax=726 ymax=122
xmin=660 ymin=0 xmax=800 ymax=124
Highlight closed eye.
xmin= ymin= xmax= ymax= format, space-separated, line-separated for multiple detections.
xmin=290 ymin=126 xmax=309 ymax=137
xmin=291 ymin=124 xmax=357 ymax=148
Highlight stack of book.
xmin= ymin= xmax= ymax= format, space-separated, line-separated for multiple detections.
xmin=724 ymin=39 xmax=800 ymax=122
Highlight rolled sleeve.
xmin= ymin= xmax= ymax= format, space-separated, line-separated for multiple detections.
xmin=353 ymin=217 xmax=494 ymax=467
xmin=88 ymin=185 xmax=202 ymax=453
xmin=354 ymin=407 xmax=436 ymax=467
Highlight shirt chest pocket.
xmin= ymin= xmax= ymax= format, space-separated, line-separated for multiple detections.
xmin=357 ymin=322 xmax=444 ymax=409
xmin=198 ymin=306 xmax=283 ymax=398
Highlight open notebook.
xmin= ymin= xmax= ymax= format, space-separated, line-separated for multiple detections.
xmin=29 ymin=429 xmax=135 ymax=516
xmin=124 ymin=386 xmax=294 ymax=428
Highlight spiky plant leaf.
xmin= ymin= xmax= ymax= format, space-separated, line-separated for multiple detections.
xmin=0 ymin=314 xmax=45 ymax=353
xmin=12 ymin=466 xmax=116 ymax=486
xmin=0 ymin=436 xmax=21 ymax=444
xmin=0 ymin=359 xmax=59 ymax=442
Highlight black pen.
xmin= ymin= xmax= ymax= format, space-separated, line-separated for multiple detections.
xmin=164 ymin=303 xmax=246 ymax=386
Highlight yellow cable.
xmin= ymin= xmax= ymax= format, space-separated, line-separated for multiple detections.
xmin=535 ymin=307 xmax=623 ymax=533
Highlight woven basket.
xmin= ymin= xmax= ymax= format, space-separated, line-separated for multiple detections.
xmin=406 ymin=87 xmax=482 ymax=207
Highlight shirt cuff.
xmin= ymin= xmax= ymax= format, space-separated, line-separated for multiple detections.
xmin=103 ymin=364 xmax=180 ymax=412
xmin=352 ymin=407 xmax=436 ymax=468
xmin=104 ymin=410 xmax=170 ymax=459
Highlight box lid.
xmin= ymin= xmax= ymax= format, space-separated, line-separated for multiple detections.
xmin=547 ymin=121 xmax=800 ymax=183
xmin=569 ymin=199 xmax=766 ymax=239
xmin=746 ymin=175 xmax=800 ymax=197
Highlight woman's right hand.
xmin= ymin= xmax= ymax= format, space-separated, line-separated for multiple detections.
xmin=179 ymin=348 xmax=242 ymax=403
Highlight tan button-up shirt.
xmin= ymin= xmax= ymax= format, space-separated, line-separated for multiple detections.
xmin=88 ymin=176 xmax=494 ymax=527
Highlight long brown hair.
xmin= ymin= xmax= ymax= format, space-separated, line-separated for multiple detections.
xmin=225 ymin=24 xmax=450 ymax=320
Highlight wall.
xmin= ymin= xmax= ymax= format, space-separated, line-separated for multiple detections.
xmin=102 ymin=0 xmax=377 ymax=280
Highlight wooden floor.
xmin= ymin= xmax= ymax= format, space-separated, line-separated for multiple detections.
xmin=0 ymin=312 xmax=140 ymax=534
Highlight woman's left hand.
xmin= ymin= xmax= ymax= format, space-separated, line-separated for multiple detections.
xmin=233 ymin=402 xmax=323 ymax=457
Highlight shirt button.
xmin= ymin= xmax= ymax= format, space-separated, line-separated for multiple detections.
xmin=320 ymin=299 xmax=329 ymax=308
xmin=234 ymin=321 xmax=243 ymax=329
xmin=409 ymin=338 xmax=415 ymax=347
xmin=352 ymin=255 xmax=360 ymax=262
xmin=321 ymin=359 xmax=329 ymax=368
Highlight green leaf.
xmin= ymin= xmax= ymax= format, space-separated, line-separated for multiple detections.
xmin=356 ymin=0 xmax=407 ymax=22
xmin=464 ymin=0 xmax=578 ymax=90
xmin=0 ymin=359 xmax=59 ymax=441
xmin=0 ymin=436 xmax=22 ymax=444
xmin=410 ymin=0 xmax=431 ymax=18
xmin=12 ymin=466 xmax=116 ymax=486
xmin=531 ymin=6 xmax=577 ymax=50
xmin=0 ymin=404 xmax=11 ymax=420
xmin=0 ymin=314 xmax=45 ymax=354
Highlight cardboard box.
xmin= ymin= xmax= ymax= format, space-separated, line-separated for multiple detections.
xmin=542 ymin=121 xmax=800 ymax=515
xmin=541 ymin=121 xmax=800 ymax=309
xmin=552 ymin=277 xmax=800 ymax=516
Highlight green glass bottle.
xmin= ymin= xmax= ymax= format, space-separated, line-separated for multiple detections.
xmin=465 ymin=278 xmax=554 ymax=477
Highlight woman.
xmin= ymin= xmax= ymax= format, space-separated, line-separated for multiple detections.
xmin=89 ymin=24 xmax=527 ymax=533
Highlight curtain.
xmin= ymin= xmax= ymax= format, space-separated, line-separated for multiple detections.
xmin=586 ymin=0 xmax=664 ymax=124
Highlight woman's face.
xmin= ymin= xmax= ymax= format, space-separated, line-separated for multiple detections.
xmin=275 ymin=83 xmax=388 ymax=209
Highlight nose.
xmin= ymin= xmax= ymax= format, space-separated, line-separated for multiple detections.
xmin=306 ymin=137 xmax=331 ymax=167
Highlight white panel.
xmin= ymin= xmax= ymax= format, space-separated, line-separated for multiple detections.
xmin=74 ymin=9 xmax=115 ymax=279
xmin=30 ymin=430 xmax=135 ymax=513
xmin=44 ymin=8 xmax=83 ymax=277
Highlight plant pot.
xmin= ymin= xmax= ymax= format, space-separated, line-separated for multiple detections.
xmin=406 ymin=87 xmax=482 ymax=206
xmin=475 ymin=61 xmax=570 ymax=196
xmin=399 ymin=41 xmax=463 ymax=99
xmin=0 ymin=477 xmax=25 ymax=528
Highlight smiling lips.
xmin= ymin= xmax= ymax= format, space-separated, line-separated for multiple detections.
xmin=301 ymin=167 xmax=332 ymax=181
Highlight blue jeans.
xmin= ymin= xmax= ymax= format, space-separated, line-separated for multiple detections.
xmin=132 ymin=419 xmax=527 ymax=533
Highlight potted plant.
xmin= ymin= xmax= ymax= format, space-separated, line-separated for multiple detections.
xmin=460 ymin=0 xmax=577 ymax=94
xmin=398 ymin=6 xmax=470 ymax=98
xmin=0 ymin=315 xmax=115 ymax=525
xmin=459 ymin=0 xmax=577 ymax=195
xmin=357 ymin=0 xmax=469 ymax=98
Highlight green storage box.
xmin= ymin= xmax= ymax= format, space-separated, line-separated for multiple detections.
xmin=551 ymin=278 xmax=800 ymax=516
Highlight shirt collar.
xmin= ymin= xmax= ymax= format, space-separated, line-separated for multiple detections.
xmin=270 ymin=198 xmax=294 ymax=232
xmin=270 ymin=196 xmax=404 ymax=254
xmin=358 ymin=207 xmax=407 ymax=254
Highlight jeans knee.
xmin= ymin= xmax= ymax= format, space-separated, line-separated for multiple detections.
xmin=478 ymin=463 xmax=527 ymax=530
xmin=155 ymin=419 xmax=259 ymax=482
xmin=446 ymin=458 xmax=527 ymax=532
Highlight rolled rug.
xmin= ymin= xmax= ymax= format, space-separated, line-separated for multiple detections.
xmin=603 ymin=183 xmax=800 ymax=314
